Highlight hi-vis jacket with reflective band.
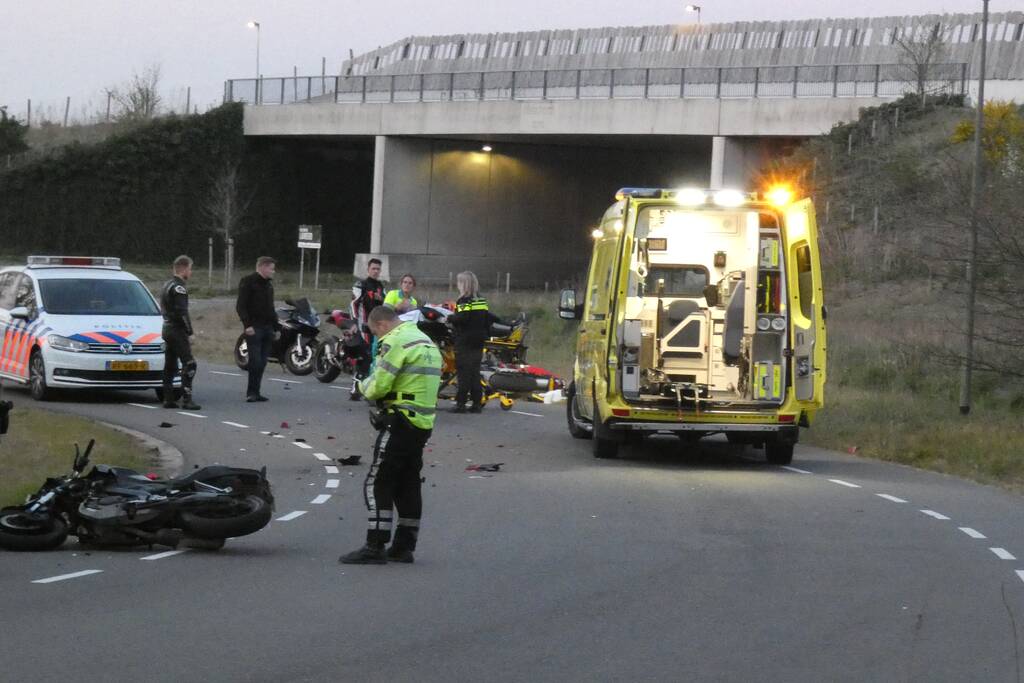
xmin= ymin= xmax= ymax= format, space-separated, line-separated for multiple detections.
xmin=450 ymin=296 xmax=500 ymax=349
xmin=359 ymin=322 xmax=442 ymax=430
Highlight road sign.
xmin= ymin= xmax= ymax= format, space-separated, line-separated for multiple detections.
xmin=297 ymin=224 xmax=322 ymax=249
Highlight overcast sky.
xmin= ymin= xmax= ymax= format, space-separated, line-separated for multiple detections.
xmin=1 ymin=0 xmax=1000 ymax=123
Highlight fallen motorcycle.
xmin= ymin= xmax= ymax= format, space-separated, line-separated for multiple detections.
xmin=0 ymin=440 xmax=274 ymax=552
xmin=235 ymin=297 xmax=321 ymax=375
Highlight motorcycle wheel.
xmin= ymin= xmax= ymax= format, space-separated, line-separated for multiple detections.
xmin=0 ymin=509 xmax=69 ymax=551
xmin=234 ymin=334 xmax=250 ymax=371
xmin=285 ymin=341 xmax=315 ymax=376
xmin=178 ymin=495 xmax=272 ymax=539
xmin=313 ymin=341 xmax=342 ymax=383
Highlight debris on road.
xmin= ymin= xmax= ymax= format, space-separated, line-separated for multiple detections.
xmin=465 ymin=463 xmax=503 ymax=472
xmin=159 ymin=422 xmax=174 ymax=428
xmin=280 ymin=421 xmax=290 ymax=429
xmin=294 ymin=437 xmax=307 ymax=443
xmin=337 ymin=455 xmax=362 ymax=466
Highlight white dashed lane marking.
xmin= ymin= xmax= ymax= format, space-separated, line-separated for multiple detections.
xmin=324 ymin=465 xmax=339 ymax=474
xmin=325 ymin=479 xmax=340 ymax=489
xmin=292 ymin=442 xmax=312 ymax=450
xmin=276 ymin=511 xmax=307 ymax=522
xmin=781 ymin=466 xmax=812 ymax=474
xmin=177 ymin=412 xmax=208 ymax=419
xmin=222 ymin=421 xmax=249 ymax=429
xmin=828 ymin=479 xmax=861 ymax=489
xmin=877 ymin=494 xmax=908 ymax=503
xmin=128 ymin=403 xmax=157 ymax=410
xmin=1017 ymin=570 xmax=1024 ymax=585
xmin=960 ymin=527 xmax=987 ymax=539
xmin=269 ymin=378 xmax=302 ymax=385
xmin=313 ymin=453 xmax=331 ymax=461
xmin=990 ymin=548 xmax=1017 ymax=561
xmin=311 ymin=494 xmax=332 ymax=505
xmin=210 ymin=370 xmax=243 ymax=377
xmin=32 ymin=569 xmax=103 ymax=584
xmin=510 ymin=410 xmax=544 ymax=418
xmin=140 ymin=549 xmax=189 ymax=561
xmin=921 ymin=510 xmax=951 ymax=520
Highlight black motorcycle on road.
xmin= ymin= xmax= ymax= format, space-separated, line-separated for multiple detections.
xmin=0 ymin=440 xmax=274 ymax=551
xmin=234 ymin=297 xmax=321 ymax=376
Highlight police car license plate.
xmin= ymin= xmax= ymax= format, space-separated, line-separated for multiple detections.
xmin=107 ymin=361 xmax=149 ymax=371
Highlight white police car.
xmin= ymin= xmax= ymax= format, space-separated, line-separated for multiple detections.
xmin=0 ymin=256 xmax=174 ymax=400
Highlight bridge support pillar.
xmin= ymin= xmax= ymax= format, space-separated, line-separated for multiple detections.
xmin=370 ymin=135 xmax=387 ymax=253
xmin=709 ymin=136 xmax=756 ymax=190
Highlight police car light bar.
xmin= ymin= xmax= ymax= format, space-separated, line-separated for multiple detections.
xmin=27 ymin=256 xmax=122 ymax=269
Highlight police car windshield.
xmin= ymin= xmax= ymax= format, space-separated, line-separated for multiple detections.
xmin=38 ymin=279 xmax=159 ymax=316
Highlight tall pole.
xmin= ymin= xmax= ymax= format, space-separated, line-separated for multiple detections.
xmin=247 ymin=21 xmax=261 ymax=101
xmin=959 ymin=0 xmax=989 ymax=416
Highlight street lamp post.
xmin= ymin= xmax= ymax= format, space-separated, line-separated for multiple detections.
xmin=247 ymin=21 xmax=261 ymax=102
xmin=685 ymin=4 xmax=701 ymax=24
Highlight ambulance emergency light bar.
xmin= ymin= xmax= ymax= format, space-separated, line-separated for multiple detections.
xmin=27 ymin=256 xmax=122 ymax=269
xmin=614 ymin=187 xmax=793 ymax=207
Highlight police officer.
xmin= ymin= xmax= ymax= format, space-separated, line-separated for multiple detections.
xmin=449 ymin=271 xmax=502 ymax=413
xmin=340 ymin=305 xmax=442 ymax=565
xmin=160 ymin=255 xmax=201 ymax=410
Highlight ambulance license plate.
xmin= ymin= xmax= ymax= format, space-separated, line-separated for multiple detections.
xmin=107 ymin=361 xmax=149 ymax=371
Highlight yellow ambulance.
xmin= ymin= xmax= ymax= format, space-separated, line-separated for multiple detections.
xmin=560 ymin=186 xmax=826 ymax=464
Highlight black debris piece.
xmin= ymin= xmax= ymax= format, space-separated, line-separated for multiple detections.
xmin=465 ymin=463 xmax=503 ymax=472
xmin=159 ymin=422 xmax=174 ymax=428
xmin=337 ymin=455 xmax=362 ymax=466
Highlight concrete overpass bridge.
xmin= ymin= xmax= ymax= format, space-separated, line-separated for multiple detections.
xmin=226 ymin=11 xmax=1023 ymax=285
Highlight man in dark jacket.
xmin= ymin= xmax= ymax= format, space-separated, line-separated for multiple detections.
xmin=449 ymin=271 xmax=501 ymax=413
xmin=348 ymin=257 xmax=386 ymax=400
xmin=236 ymin=256 xmax=280 ymax=402
xmin=160 ymin=255 xmax=201 ymax=410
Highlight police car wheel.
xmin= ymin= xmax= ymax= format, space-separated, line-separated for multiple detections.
xmin=28 ymin=351 xmax=52 ymax=401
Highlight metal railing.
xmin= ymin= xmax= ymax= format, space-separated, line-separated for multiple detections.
xmin=225 ymin=63 xmax=968 ymax=106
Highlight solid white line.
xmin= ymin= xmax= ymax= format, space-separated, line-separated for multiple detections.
xmin=781 ymin=466 xmax=812 ymax=474
xmin=325 ymin=479 xmax=340 ymax=489
xmin=222 ymin=421 xmax=249 ymax=429
xmin=324 ymin=465 xmax=339 ymax=474
xmin=877 ymin=494 xmax=908 ymax=503
xmin=510 ymin=410 xmax=544 ymax=417
xmin=269 ymin=378 xmax=302 ymax=384
xmin=990 ymin=548 xmax=1017 ymax=561
xmin=920 ymin=509 xmax=951 ymax=520
xmin=140 ymin=549 xmax=189 ymax=561
xmin=313 ymin=452 xmax=331 ymax=461
xmin=177 ymin=411 xmax=208 ymax=419
xmin=128 ymin=402 xmax=157 ymax=410
xmin=828 ymin=478 xmax=861 ymax=488
xmin=32 ymin=569 xmax=103 ymax=584
xmin=960 ymin=527 xmax=987 ymax=539
xmin=329 ymin=385 xmax=349 ymax=391
xmin=210 ymin=370 xmax=242 ymax=377
xmin=1017 ymin=570 xmax=1024 ymax=585
xmin=276 ymin=511 xmax=307 ymax=522
xmin=311 ymin=494 xmax=332 ymax=505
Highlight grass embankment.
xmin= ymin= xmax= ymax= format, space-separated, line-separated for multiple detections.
xmin=0 ymin=407 xmax=156 ymax=507
xmin=804 ymin=282 xmax=1024 ymax=493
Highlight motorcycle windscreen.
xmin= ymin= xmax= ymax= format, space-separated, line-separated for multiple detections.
xmin=782 ymin=199 xmax=826 ymax=409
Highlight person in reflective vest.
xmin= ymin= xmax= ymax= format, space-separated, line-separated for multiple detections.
xmin=449 ymin=271 xmax=502 ymax=413
xmin=340 ymin=305 xmax=442 ymax=565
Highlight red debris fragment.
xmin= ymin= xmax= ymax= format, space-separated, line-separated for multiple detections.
xmin=280 ymin=421 xmax=290 ymax=429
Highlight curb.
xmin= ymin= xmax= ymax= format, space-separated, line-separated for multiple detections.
xmin=98 ymin=420 xmax=185 ymax=478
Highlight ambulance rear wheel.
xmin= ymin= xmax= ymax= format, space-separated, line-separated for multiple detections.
xmin=29 ymin=351 xmax=52 ymax=401
xmin=765 ymin=441 xmax=794 ymax=465
xmin=591 ymin=394 xmax=619 ymax=459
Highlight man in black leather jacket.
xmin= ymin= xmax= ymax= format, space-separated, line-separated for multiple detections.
xmin=236 ymin=256 xmax=280 ymax=402
xmin=160 ymin=255 xmax=201 ymax=410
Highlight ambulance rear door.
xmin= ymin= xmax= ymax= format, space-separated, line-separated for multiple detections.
xmin=782 ymin=199 xmax=826 ymax=411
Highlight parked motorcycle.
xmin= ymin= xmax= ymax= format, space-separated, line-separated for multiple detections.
xmin=235 ymin=297 xmax=321 ymax=375
xmin=313 ymin=310 xmax=369 ymax=384
xmin=0 ymin=440 xmax=274 ymax=551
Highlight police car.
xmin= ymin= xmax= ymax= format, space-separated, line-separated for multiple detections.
xmin=0 ymin=256 xmax=174 ymax=400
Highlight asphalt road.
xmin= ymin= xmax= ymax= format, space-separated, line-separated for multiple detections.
xmin=2 ymin=362 xmax=1023 ymax=682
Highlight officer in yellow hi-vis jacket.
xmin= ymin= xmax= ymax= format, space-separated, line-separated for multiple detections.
xmin=340 ymin=305 xmax=442 ymax=565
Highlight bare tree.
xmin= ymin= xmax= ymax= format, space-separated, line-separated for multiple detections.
xmin=200 ymin=161 xmax=254 ymax=286
xmin=893 ymin=22 xmax=947 ymax=106
xmin=105 ymin=64 xmax=163 ymax=123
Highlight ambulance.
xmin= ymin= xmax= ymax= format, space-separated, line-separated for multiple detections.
xmin=560 ymin=187 xmax=826 ymax=464
xmin=0 ymin=256 xmax=173 ymax=401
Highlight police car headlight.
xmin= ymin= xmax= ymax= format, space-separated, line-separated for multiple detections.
xmin=160 ymin=342 xmax=167 ymax=352
xmin=47 ymin=334 xmax=89 ymax=352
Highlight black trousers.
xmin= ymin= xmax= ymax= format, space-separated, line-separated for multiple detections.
xmin=162 ymin=326 xmax=195 ymax=398
xmin=454 ymin=344 xmax=483 ymax=407
xmin=364 ymin=414 xmax=431 ymax=550
xmin=245 ymin=325 xmax=274 ymax=398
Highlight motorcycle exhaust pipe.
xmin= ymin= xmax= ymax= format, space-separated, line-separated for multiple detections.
xmin=124 ymin=527 xmax=183 ymax=548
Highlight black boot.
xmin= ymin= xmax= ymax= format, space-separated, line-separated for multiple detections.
xmin=450 ymin=403 xmax=466 ymax=414
xmin=339 ymin=544 xmax=387 ymax=565
xmin=387 ymin=546 xmax=415 ymax=563
xmin=179 ymin=394 xmax=202 ymax=411
xmin=162 ymin=399 xmax=179 ymax=409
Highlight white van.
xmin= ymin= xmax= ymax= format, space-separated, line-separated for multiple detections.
xmin=0 ymin=256 xmax=172 ymax=400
